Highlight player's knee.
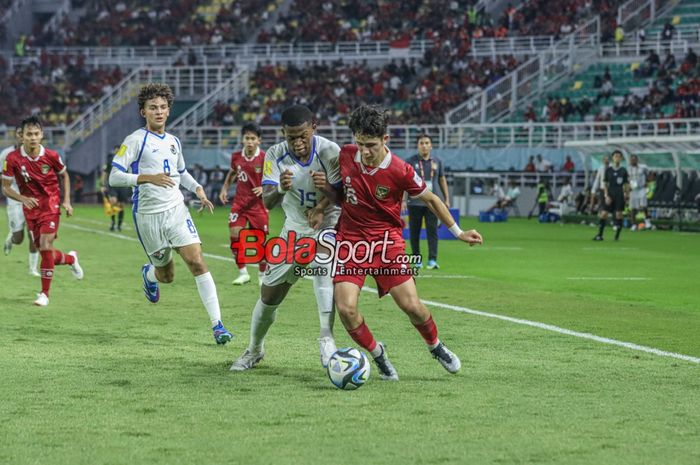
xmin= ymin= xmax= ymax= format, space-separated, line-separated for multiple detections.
xmin=335 ymin=299 xmax=358 ymax=319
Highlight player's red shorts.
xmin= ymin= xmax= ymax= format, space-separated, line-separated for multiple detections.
xmin=332 ymin=234 xmax=413 ymax=297
xmin=228 ymin=205 xmax=269 ymax=233
xmin=26 ymin=213 xmax=60 ymax=248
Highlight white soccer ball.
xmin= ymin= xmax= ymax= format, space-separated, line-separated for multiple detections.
xmin=327 ymin=347 xmax=370 ymax=390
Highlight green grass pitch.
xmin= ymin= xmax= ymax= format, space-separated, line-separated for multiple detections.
xmin=0 ymin=205 xmax=698 ymax=465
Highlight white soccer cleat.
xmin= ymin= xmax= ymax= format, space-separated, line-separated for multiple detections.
xmin=430 ymin=342 xmax=461 ymax=374
xmin=229 ymin=349 xmax=264 ymax=371
xmin=29 ymin=269 xmax=41 ymax=277
xmin=68 ymin=251 xmax=83 ymax=280
xmin=318 ymin=336 xmax=337 ymax=368
xmin=33 ymin=292 xmax=49 ymax=307
xmin=232 ymin=273 xmax=251 ymax=285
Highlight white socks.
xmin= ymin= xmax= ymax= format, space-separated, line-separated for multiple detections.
xmin=146 ymin=265 xmax=158 ymax=283
xmin=312 ymin=271 xmax=335 ymax=339
xmin=29 ymin=252 xmax=39 ymax=273
xmin=194 ymin=272 xmax=222 ymax=326
xmin=238 ymin=265 xmax=249 ymax=276
xmin=248 ymin=299 xmax=278 ymax=353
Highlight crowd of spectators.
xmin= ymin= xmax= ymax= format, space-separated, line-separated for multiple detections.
xmin=0 ymin=52 xmax=123 ymax=127
xmin=208 ymin=55 xmax=520 ymax=125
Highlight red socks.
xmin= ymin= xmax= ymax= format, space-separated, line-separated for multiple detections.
xmin=40 ymin=250 xmax=55 ymax=296
xmin=53 ymin=250 xmax=75 ymax=266
xmin=347 ymin=320 xmax=377 ymax=352
xmin=413 ymin=314 xmax=439 ymax=346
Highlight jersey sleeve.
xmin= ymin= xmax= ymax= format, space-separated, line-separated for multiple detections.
xmin=262 ymin=144 xmax=283 ymax=185
xmin=112 ymin=134 xmax=142 ymax=173
xmin=51 ymin=151 xmax=67 ymax=174
xmin=401 ymin=161 xmax=428 ymax=198
xmin=174 ymin=137 xmax=186 ymax=174
xmin=2 ymin=153 xmax=15 ymax=180
xmin=319 ymin=140 xmax=341 ymax=186
xmin=230 ymin=152 xmax=238 ymax=171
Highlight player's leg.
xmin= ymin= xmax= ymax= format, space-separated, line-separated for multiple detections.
xmin=614 ymin=208 xmax=624 ymax=241
xmin=178 ymin=242 xmax=232 ymax=345
xmin=334 ymin=280 xmax=398 ymax=380
xmin=116 ymin=202 xmax=125 ymax=231
xmin=250 ymin=211 xmax=269 ymax=281
xmin=308 ymin=241 xmax=337 ymax=367
xmin=388 ymin=279 xmax=461 ymax=374
xmin=109 ymin=194 xmax=118 ymax=231
xmin=594 ymin=197 xmax=610 ymax=240
xmin=407 ymin=205 xmax=424 ymax=267
xmin=28 ymin=230 xmax=39 ymax=276
xmin=424 ymin=208 xmax=439 ymax=269
xmin=4 ymin=204 xmax=25 ymax=255
xmin=228 ymin=215 xmax=250 ymax=284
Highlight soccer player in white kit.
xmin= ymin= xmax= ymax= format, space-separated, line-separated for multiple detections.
xmin=628 ymin=154 xmax=652 ymax=231
xmin=230 ymin=105 xmax=340 ymax=371
xmin=109 ymin=83 xmax=233 ymax=345
xmin=0 ymin=125 xmax=40 ymax=276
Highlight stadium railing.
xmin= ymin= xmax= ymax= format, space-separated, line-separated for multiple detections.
xmin=601 ymin=38 xmax=691 ymax=58
xmin=445 ymin=16 xmax=601 ymax=125
xmin=617 ymin=0 xmax=680 ymax=33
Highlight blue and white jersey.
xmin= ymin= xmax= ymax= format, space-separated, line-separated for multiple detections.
xmin=0 ymin=145 xmax=21 ymax=206
xmin=112 ymin=128 xmax=186 ymax=214
xmin=262 ymin=135 xmax=341 ymax=235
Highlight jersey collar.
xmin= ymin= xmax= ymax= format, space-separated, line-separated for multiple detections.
xmin=354 ymin=146 xmax=392 ymax=175
xmin=242 ymin=147 xmax=261 ymax=160
xmin=20 ymin=145 xmax=46 ymax=160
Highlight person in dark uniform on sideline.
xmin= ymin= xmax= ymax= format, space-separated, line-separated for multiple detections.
xmin=594 ymin=149 xmax=629 ymax=241
xmin=100 ymin=145 xmax=131 ymax=231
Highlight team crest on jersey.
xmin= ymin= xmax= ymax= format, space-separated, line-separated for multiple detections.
xmin=255 ymin=166 xmax=262 ymax=173
xmin=375 ymin=185 xmax=390 ymax=199
xmin=170 ymin=145 xmax=177 ymax=155
xmin=41 ymin=164 xmax=50 ymax=174
xmin=263 ymin=161 xmax=273 ymax=176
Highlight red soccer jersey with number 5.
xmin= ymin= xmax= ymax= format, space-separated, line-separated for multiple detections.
xmin=2 ymin=145 xmax=65 ymax=220
xmin=336 ymin=144 xmax=427 ymax=241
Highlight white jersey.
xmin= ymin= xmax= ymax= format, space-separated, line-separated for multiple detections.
xmin=0 ymin=145 xmax=21 ymax=206
xmin=628 ymin=164 xmax=648 ymax=191
xmin=262 ymin=135 xmax=341 ymax=235
xmin=591 ymin=164 xmax=608 ymax=193
xmin=112 ymin=128 xmax=187 ymax=214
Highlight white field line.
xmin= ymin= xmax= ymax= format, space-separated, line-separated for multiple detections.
xmin=415 ymin=275 xmax=476 ymax=279
xmin=62 ymin=221 xmax=700 ymax=365
xmin=566 ymin=277 xmax=651 ymax=281
xmin=581 ymin=247 xmax=638 ymax=251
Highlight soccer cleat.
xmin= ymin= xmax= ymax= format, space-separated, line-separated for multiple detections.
xmin=68 ymin=251 xmax=83 ymax=280
xmin=212 ymin=321 xmax=233 ymax=345
xmin=318 ymin=336 xmax=337 ymax=368
xmin=141 ymin=264 xmax=160 ymax=303
xmin=414 ymin=262 xmax=423 ymax=269
xmin=229 ymin=349 xmax=264 ymax=371
xmin=592 ymin=235 xmax=603 ymax=241
xmin=430 ymin=342 xmax=461 ymax=374
xmin=232 ymin=273 xmax=251 ymax=285
xmin=29 ymin=269 xmax=40 ymax=277
xmin=33 ymin=292 xmax=49 ymax=307
xmin=3 ymin=234 xmax=12 ymax=255
xmin=372 ymin=342 xmax=399 ymax=381
xmin=426 ymin=259 xmax=439 ymax=270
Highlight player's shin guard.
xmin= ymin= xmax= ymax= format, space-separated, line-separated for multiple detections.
xmin=249 ymin=299 xmax=278 ymax=352
xmin=347 ymin=320 xmax=378 ymax=353
xmin=53 ymin=250 xmax=75 ymax=266
xmin=194 ymin=272 xmax=222 ymax=326
xmin=311 ymin=258 xmax=335 ymax=338
xmin=413 ymin=314 xmax=439 ymax=349
xmin=40 ymin=250 xmax=55 ymax=296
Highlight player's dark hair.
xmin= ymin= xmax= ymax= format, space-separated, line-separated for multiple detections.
xmin=611 ymin=149 xmax=623 ymax=157
xmin=20 ymin=116 xmax=42 ymax=131
xmin=241 ymin=122 xmax=262 ymax=138
xmin=138 ymin=83 xmax=174 ymax=110
xmin=281 ymin=105 xmax=313 ymax=127
xmin=348 ymin=105 xmax=389 ymax=138
xmin=416 ymin=133 xmax=432 ymax=143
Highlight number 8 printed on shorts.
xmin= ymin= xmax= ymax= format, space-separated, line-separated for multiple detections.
xmin=186 ymin=219 xmax=197 ymax=234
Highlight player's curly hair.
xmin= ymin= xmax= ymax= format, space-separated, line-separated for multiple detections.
xmin=348 ymin=104 xmax=389 ymax=138
xmin=138 ymin=83 xmax=174 ymax=110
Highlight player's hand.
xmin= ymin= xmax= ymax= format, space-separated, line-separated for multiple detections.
xmin=196 ymin=187 xmax=214 ymax=214
xmin=218 ymin=189 xmax=228 ymax=205
xmin=605 ymin=195 xmax=612 ymax=205
xmin=307 ymin=207 xmax=325 ymax=230
xmin=459 ymin=229 xmax=483 ymax=246
xmin=62 ymin=201 xmax=74 ymax=217
xmin=279 ymin=169 xmax=294 ymax=191
xmin=252 ymin=186 xmax=263 ymax=197
xmin=444 ymin=199 xmax=451 ymax=209
xmin=311 ymin=171 xmax=327 ymax=190
xmin=149 ymin=173 xmax=175 ymax=188
xmin=21 ymin=196 xmax=39 ymax=209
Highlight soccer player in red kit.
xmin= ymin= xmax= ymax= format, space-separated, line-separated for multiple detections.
xmin=219 ymin=123 xmax=268 ymax=285
xmin=332 ymin=105 xmax=483 ymax=380
xmin=2 ymin=116 xmax=83 ymax=306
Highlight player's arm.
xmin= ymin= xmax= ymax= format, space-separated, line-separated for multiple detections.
xmin=218 ymin=168 xmax=237 ymax=204
xmin=417 ymin=190 xmax=483 ymax=246
xmin=308 ymin=196 xmax=332 ymax=229
xmin=2 ymin=177 xmax=38 ymax=208
xmin=262 ymin=169 xmax=293 ymax=210
xmin=59 ymin=169 xmax=73 ymax=217
xmin=311 ymin=170 xmax=340 ymax=204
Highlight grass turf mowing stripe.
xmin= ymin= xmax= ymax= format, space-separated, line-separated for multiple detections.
xmin=62 ymin=220 xmax=700 ymax=365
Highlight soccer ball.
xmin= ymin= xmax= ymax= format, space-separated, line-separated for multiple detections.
xmin=327 ymin=347 xmax=370 ymax=390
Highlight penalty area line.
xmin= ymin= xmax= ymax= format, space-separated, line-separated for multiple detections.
xmin=63 ymin=222 xmax=700 ymax=365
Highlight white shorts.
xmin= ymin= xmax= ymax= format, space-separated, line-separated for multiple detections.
xmin=134 ymin=203 xmax=201 ymax=267
xmin=261 ymin=227 xmax=335 ymax=287
xmin=630 ymin=189 xmax=647 ymax=210
xmin=6 ymin=202 xmax=25 ymax=233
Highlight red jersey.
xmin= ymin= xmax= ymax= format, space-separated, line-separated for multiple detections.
xmin=230 ymin=147 xmax=265 ymax=211
xmin=337 ymin=144 xmax=427 ymax=240
xmin=2 ymin=145 xmax=65 ymax=220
